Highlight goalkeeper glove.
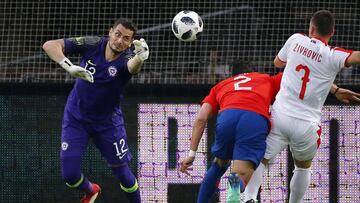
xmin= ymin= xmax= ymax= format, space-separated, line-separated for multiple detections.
xmin=59 ymin=58 xmax=94 ymax=83
xmin=133 ymin=38 xmax=149 ymax=61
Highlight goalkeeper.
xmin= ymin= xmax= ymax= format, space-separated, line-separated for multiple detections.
xmin=42 ymin=18 xmax=148 ymax=203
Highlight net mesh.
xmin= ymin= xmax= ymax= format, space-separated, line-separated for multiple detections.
xmin=0 ymin=0 xmax=359 ymax=84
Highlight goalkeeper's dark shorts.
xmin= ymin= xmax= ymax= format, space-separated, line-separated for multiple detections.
xmin=60 ymin=109 xmax=132 ymax=166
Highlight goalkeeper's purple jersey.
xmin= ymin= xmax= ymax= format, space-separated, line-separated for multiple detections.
xmin=63 ymin=36 xmax=133 ymax=122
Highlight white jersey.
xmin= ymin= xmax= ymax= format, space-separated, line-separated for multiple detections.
xmin=273 ymin=33 xmax=352 ymax=122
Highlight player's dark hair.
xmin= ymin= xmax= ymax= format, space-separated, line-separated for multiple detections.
xmin=230 ymin=60 xmax=253 ymax=76
xmin=311 ymin=10 xmax=335 ymax=36
xmin=113 ymin=18 xmax=137 ymax=37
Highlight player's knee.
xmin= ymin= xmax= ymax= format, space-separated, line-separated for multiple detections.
xmin=232 ymin=160 xmax=255 ymax=181
xmin=61 ymin=167 xmax=82 ymax=185
xmin=232 ymin=167 xmax=252 ymax=178
xmin=293 ymin=166 xmax=311 ymax=173
xmin=214 ymin=158 xmax=231 ymax=168
xmin=61 ymin=156 xmax=82 ymax=185
xmin=261 ymin=158 xmax=270 ymax=166
xmin=294 ymin=159 xmax=312 ymax=168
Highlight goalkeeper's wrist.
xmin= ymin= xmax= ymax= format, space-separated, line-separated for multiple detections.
xmin=133 ymin=54 xmax=145 ymax=63
xmin=135 ymin=53 xmax=148 ymax=62
xmin=59 ymin=57 xmax=73 ymax=71
xmin=188 ymin=149 xmax=197 ymax=157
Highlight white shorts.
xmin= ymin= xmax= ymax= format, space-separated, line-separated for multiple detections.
xmin=264 ymin=109 xmax=322 ymax=161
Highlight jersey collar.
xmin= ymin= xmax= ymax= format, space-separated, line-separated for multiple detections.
xmin=311 ymin=37 xmax=328 ymax=46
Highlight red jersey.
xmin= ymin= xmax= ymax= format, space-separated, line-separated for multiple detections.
xmin=202 ymin=72 xmax=282 ymax=119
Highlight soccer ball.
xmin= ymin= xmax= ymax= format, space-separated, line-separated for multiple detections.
xmin=172 ymin=10 xmax=203 ymax=42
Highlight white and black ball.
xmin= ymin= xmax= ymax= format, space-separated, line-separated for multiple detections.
xmin=172 ymin=10 xmax=203 ymax=42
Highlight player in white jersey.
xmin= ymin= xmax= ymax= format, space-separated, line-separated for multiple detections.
xmin=243 ymin=10 xmax=360 ymax=203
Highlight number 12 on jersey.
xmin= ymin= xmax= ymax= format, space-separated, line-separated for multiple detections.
xmin=296 ymin=64 xmax=310 ymax=100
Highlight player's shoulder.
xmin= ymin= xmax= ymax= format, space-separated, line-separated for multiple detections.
xmin=286 ymin=33 xmax=308 ymax=42
xmin=66 ymin=36 xmax=103 ymax=46
xmin=245 ymin=72 xmax=271 ymax=79
xmin=329 ymin=46 xmax=353 ymax=54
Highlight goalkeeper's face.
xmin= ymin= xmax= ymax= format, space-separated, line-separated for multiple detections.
xmin=108 ymin=24 xmax=134 ymax=54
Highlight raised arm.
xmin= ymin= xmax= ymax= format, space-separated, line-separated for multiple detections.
xmin=42 ymin=39 xmax=66 ymax=63
xmin=42 ymin=39 xmax=93 ymax=83
xmin=127 ymin=38 xmax=149 ymax=74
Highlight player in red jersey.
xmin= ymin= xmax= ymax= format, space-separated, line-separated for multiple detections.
xmin=179 ymin=61 xmax=282 ymax=203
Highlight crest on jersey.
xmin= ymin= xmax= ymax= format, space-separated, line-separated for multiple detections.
xmin=108 ymin=66 xmax=117 ymax=77
xmin=61 ymin=142 xmax=69 ymax=151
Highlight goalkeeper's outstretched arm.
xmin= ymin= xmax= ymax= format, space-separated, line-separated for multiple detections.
xmin=127 ymin=38 xmax=149 ymax=74
xmin=42 ymin=39 xmax=66 ymax=63
xmin=42 ymin=39 xmax=94 ymax=83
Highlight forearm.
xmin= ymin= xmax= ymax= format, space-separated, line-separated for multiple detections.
xmin=127 ymin=55 xmax=143 ymax=74
xmin=42 ymin=39 xmax=66 ymax=63
xmin=128 ymin=38 xmax=149 ymax=74
xmin=330 ymin=84 xmax=339 ymax=94
xmin=274 ymin=56 xmax=286 ymax=68
xmin=190 ymin=118 xmax=207 ymax=151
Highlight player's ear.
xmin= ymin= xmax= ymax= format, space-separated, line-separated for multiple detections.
xmin=309 ymin=24 xmax=315 ymax=36
xmin=109 ymin=27 xmax=114 ymax=36
xmin=330 ymin=28 xmax=335 ymax=37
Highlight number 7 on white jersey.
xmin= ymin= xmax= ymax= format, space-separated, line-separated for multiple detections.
xmin=296 ymin=64 xmax=311 ymax=100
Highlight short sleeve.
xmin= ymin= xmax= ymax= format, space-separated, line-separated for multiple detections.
xmin=64 ymin=36 xmax=101 ymax=55
xmin=277 ymin=33 xmax=302 ymax=62
xmin=331 ymin=47 xmax=353 ymax=69
xmin=201 ymin=86 xmax=219 ymax=114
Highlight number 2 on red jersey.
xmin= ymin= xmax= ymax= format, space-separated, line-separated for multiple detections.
xmin=296 ymin=64 xmax=310 ymax=100
xmin=233 ymin=75 xmax=252 ymax=91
